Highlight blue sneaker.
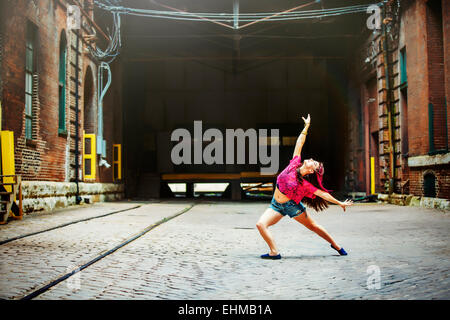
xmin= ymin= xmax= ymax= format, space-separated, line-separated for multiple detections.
xmin=331 ymin=245 xmax=348 ymax=256
xmin=260 ymin=253 xmax=282 ymax=260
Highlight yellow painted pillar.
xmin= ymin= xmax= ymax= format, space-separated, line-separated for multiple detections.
xmin=1 ymin=131 xmax=15 ymax=192
xmin=83 ymin=132 xmax=96 ymax=180
xmin=113 ymin=144 xmax=122 ymax=181
xmin=370 ymin=156 xmax=375 ymax=194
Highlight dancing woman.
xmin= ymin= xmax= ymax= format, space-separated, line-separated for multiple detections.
xmin=256 ymin=114 xmax=353 ymax=259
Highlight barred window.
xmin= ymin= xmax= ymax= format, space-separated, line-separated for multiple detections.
xmin=400 ymin=47 xmax=407 ymax=87
xmin=59 ymin=31 xmax=67 ymax=133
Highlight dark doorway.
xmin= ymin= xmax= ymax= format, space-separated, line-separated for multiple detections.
xmin=423 ymin=173 xmax=437 ymax=198
xmin=118 ymin=0 xmax=373 ymax=198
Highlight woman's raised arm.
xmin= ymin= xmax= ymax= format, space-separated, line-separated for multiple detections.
xmin=292 ymin=114 xmax=310 ymax=158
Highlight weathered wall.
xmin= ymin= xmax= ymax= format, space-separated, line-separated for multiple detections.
xmin=123 ymin=58 xmax=350 ymax=197
xmin=349 ymin=0 xmax=449 ymax=200
xmin=0 ymin=0 xmax=125 ymax=213
xmin=0 ymin=0 xmax=122 ymax=184
xmin=403 ymin=0 xmax=449 ymax=199
xmin=22 ymin=181 xmax=124 ymax=213
xmin=2 ymin=0 xmax=76 ymax=181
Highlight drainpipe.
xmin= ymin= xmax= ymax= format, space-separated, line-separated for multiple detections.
xmin=382 ymin=4 xmax=395 ymax=194
xmin=75 ymin=29 xmax=82 ymax=204
xmin=97 ymin=62 xmax=111 ymax=164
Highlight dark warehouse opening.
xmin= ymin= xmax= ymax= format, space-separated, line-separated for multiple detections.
xmin=114 ymin=0 xmax=374 ymax=200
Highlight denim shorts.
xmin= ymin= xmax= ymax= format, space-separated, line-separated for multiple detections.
xmin=270 ymin=197 xmax=306 ymax=218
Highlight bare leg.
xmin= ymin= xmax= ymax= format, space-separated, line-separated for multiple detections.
xmin=293 ymin=211 xmax=341 ymax=250
xmin=256 ymin=207 xmax=284 ymax=255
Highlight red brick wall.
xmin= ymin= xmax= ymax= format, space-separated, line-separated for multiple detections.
xmin=348 ymin=0 xmax=449 ymax=199
xmin=426 ymin=0 xmax=447 ymax=151
xmin=409 ymin=166 xmax=450 ymax=199
xmin=0 ymin=0 xmax=122 ymax=184
xmin=402 ymin=0 xmax=449 ymax=200
xmin=1 ymin=0 xmax=70 ymax=181
xmin=404 ymin=0 xmax=430 ymax=156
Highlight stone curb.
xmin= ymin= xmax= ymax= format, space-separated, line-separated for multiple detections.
xmin=377 ymin=193 xmax=449 ymax=211
xmin=20 ymin=181 xmax=125 ymax=213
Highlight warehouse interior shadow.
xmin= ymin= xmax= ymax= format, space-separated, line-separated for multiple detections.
xmin=118 ymin=0 xmax=372 ymax=200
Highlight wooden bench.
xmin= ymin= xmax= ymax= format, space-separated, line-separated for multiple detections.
xmin=161 ymin=172 xmax=278 ymax=200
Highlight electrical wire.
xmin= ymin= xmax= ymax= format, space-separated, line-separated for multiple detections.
xmin=89 ymin=0 xmax=383 ymax=62
xmin=87 ymin=9 xmax=122 ymax=63
xmin=93 ymin=1 xmax=381 ymax=22
xmin=121 ymin=7 xmax=372 ymax=23
xmin=95 ymin=1 xmax=373 ymax=17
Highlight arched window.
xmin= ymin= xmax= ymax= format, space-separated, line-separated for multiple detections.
xmin=423 ymin=172 xmax=436 ymax=198
xmin=58 ymin=31 xmax=67 ymax=133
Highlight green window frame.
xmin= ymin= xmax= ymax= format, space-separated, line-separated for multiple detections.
xmin=58 ymin=33 xmax=67 ymax=134
xmin=25 ymin=22 xmax=37 ymax=140
xmin=400 ymin=47 xmax=407 ymax=87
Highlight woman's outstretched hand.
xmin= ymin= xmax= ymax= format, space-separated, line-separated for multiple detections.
xmin=302 ymin=114 xmax=311 ymax=126
xmin=339 ymin=199 xmax=353 ymax=212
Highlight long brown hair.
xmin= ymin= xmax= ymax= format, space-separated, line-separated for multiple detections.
xmin=296 ymin=166 xmax=329 ymax=212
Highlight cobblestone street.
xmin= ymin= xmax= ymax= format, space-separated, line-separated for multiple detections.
xmin=0 ymin=200 xmax=449 ymax=300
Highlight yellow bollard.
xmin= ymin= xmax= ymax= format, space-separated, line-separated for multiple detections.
xmin=113 ymin=144 xmax=122 ymax=181
xmin=0 ymin=130 xmax=22 ymax=223
xmin=83 ymin=132 xmax=96 ymax=180
xmin=1 ymin=131 xmax=15 ymax=192
xmin=370 ymin=156 xmax=375 ymax=195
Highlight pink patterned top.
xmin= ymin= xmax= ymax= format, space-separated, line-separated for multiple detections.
xmin=276 ymin=155 xmax=319 ymax=204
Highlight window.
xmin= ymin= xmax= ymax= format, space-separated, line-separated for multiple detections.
xmin=400 ymin=47 xmax=407 ymax=87
xmin=25 ymin=22 xmax=37 ymax=140
xmin=400 ymin=87 xmax=409 ymax=157
xmin=59 ymin=32 xmax=67 ymax=133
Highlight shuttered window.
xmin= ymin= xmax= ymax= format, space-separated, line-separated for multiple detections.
xmin=58 ymin=33 xmax=67 ymax=133
xmin=400 ymin=47 xmax=407 ymax=87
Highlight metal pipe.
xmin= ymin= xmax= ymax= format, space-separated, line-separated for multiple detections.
xmin=97 ymin=62 xmax=112 ymax=157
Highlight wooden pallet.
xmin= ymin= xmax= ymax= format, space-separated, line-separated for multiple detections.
xmin=0 ymin=175 xmax=23 ymax=225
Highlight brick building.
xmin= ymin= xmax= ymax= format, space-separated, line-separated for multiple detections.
xmin=0 ymin=0 xmax=124 ymax=213
xmin=347 ymin=0 xmax=449 ymax=203
xmin=0 ymin=0 xmax=448 ymax=215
